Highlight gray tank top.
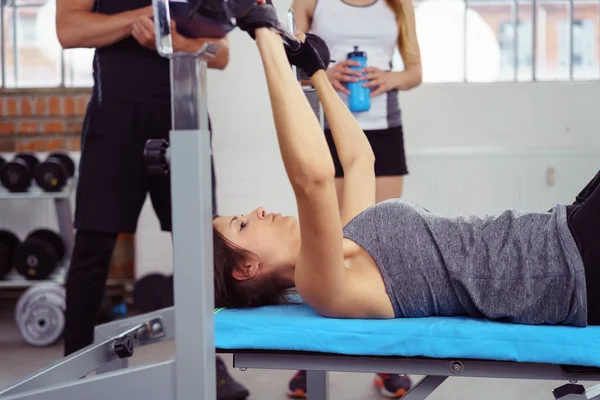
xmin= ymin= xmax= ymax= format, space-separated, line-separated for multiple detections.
xmin=342 ymin=199 xmax=588 ymax=326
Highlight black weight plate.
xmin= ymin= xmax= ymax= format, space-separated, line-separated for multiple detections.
xmin=0 ymin=229 xmax=21 ymax=258
xmin=48 ymin=152 xmax=75 ymax=177
xmin=0 ymin=230 xmax=21 ymax=278
xmin=0 ymin=161 xmax=31 ymax=192
xmin=27 ymin=229 xmax=65 ymax=261
xmin=0 ymin=242 xmax=10 ymax=279
xmin=35 ymin=159 xmax=68 ymax=192
xmin=14 ymin=238 xmax=58 ymax=280
xmin=16 ymin=152 xmax=40 ymax=172
xmin=0 ymin=155 xmax=5 ymax=171
xmin=133 ymin=274 xmax=171 ymax=313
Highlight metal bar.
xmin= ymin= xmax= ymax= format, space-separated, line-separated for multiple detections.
xmin=12 ymin=3 xmax=17 ymax=85
xmin=1 ymin=0 xmax=6 ymax=88
xmin=587 ymin=384 xmax=600 ymax=399
xmin=0 ymin=324 xmax=144 ymax=397
xmin=532 ymin=0 xmax=537 ymax=81
xmin=0 ymin=360 xmax=175 ymax=400
xmin=233 ymin=353 xmax=600 ymax=381
xmin=95 ymin=360 xmax=128 ymax=376
xmin=54 ymin=198 xmax=75 ymax=260
xmin=403 ymin=376 xmax=448 ymax=400
xmin=568 ymin=0 xmax=574 ymax=79
xmin=94 ymin=306 xmax=175 ymax=343
xmin=513 ymin=0 xmax=518 ymax=81
xmin=60 ymin=50 xmax=66 ymax=87
xmin=93 ymin=306 xmax=174 ymax=375
xmin=151 ymin=3 xmax=220 ymax=399
xmin=463 ymin=0 xmax=468 ymax=82
xmin=287 ymin=8 xmax=297 ymax=79
xmin=166 ymin=30 xmax=218 ymax=400
xmin=307 ymin=371 xmax=329 ymax=400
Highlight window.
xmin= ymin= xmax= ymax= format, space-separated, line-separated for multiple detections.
xmin=558 ymin=19 xmax=596 ymax=68
xmin=1 ymin=0 xmax=600 ymax=87
xmin=498 ymin=20 xmax=533 ymax=67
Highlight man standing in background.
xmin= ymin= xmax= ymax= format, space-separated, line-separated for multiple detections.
xmin=55 ymin=1 xmax=250 ymax=398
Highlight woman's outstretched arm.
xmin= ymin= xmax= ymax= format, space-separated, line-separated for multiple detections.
xmin=253 ymin=26 xmax=349 ymax=315
xmin=310 ymin=67 xmax=376 ymax=225
xmin=254 ymin=29 xmax=334 ymax=186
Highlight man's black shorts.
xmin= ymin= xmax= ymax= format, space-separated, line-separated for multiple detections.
xmin=74 ymin=98 xmax=216 ymax=233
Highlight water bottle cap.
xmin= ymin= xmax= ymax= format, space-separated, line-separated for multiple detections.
xmin=347 ymin=45 xmax=366 ymax=59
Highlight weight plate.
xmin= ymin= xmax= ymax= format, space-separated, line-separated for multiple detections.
xmin=16 ymin=152 xmax=40 ymax=172
xmin=0 ymin=155 xmax=5 ymax=171
xmin=0 ymin=230 xmax=21 ymax=257
xmin=0 ymin=161 xmax=31 ymax=192
xmin=18 ymin=302 xmax=65 ymax=347
xmin=14 ymin=238 xmax=58 ymax=280
xmin=15 ymin=283 xmax=66 ymax=327
xmin=15 ymin=290 xmax=66 ymax=326
xmin=48 ymin=152 xmax=75 ymax=178
xmin=0 ymin=242 xmax=10 ymax=279
xmin=27 ymin=229 xmax=65 ymax=261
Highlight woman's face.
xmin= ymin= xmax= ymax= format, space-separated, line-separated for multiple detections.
xmin=213 ymin=207 xmax=301 ymax=280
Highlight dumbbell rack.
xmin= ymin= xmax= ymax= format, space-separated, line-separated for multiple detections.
xmin=0 ymin=179 xmax=76 ymax=289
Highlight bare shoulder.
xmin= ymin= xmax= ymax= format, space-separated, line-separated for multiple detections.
xmin=290 ymin=0 xmax=318 ymax=31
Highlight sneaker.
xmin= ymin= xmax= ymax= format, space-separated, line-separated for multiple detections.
xmin=216 ymin=356 xmax=250 ymax=400
xmin=374 ymin=373 xmax=412 ymax=398
xmin=287 ymin=370 xmax=307 ymax=398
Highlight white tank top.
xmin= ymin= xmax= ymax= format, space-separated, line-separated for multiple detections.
xmin=310 ymin=0 xmax=402 ymax=130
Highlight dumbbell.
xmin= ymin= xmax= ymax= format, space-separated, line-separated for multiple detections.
xmin=0 ymin=230 xmax=21 ymax=279
xmin=14 ymin=229 xmax=65 ymax=280
xmin=0 ymin=152 xmax=40 ymax=192
xmin=34 ymin=152 xmax=75 ymax=192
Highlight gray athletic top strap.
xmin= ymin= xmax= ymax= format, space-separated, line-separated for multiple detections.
xmin=342 ymin=199 xmax=588 ymax=326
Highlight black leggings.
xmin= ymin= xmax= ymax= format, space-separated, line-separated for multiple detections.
xmin=566 ymin=170 xmax=600 ymax=325
xmin=64 ymin=230 xmax=118 ymax=356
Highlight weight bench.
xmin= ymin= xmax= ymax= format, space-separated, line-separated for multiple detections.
xmin=1 ymin=305 xmax=599 ymax=400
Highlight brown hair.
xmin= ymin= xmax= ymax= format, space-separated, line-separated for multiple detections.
xmin=384 ymin=0 xmax=419 ymax=62
xmin=213 ymin=225 xmax=292 ymax=309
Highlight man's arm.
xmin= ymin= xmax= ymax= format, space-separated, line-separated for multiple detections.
xmin=130 ymin=17 xmax=230 ymax=70
xmin=56 ymin=0 xmax=152 ymax=49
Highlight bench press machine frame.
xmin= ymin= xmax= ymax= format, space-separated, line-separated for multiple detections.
xmin=0 ymin=1 xmax=599 ymax=399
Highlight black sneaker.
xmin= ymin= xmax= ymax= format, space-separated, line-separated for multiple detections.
xmin=374 ymin=373 xmax=412 ymax=398
xmin=287 ymin=370 xmax=307 ymax=398
xmin=216 ymin=356 xmax=250 ymax=400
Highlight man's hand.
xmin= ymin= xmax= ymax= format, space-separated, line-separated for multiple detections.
xmin=131 ymin=17 xmax=190 ymax=52
xmin=131 ymin=15 xmax=157 ymax=49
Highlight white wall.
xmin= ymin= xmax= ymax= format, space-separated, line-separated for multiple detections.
xmin=135 ymin=19 xmax=600 ymax=275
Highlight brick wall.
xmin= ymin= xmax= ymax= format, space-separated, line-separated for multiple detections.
xmin=0 ymin=88 xmax=93 ymax=153
xmin=0 ymin=87 xmax=136 ymax=280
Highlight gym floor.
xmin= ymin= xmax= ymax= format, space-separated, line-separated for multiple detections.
xmin=2 ymin=299 xmax=598 ymax=400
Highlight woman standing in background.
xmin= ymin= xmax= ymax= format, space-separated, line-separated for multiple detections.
xmin=292 ymin=0 xmax=422 ymax=206
xmin=288 ymin=0 xmax=422 ymax=397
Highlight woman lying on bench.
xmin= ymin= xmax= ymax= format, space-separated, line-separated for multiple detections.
xmin=214 ymin=2 xmax=600 ymax=327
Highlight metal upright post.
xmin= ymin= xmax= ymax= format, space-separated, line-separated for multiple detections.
xmin=513 ymin=0 xmax=519 ymax=81
xmin=152 ymin=1 xmax=219 ymax=400
xmin=531 ymin=0 xmax=537 ymax=81
xmin=287 ymin=8 xmax=298 ymax=79
xmin=568 ymin=0 xmax=574 ymax=79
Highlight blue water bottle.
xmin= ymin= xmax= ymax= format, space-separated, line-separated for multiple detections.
xmin=347 ymin=46 xmax=370 ymax=112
